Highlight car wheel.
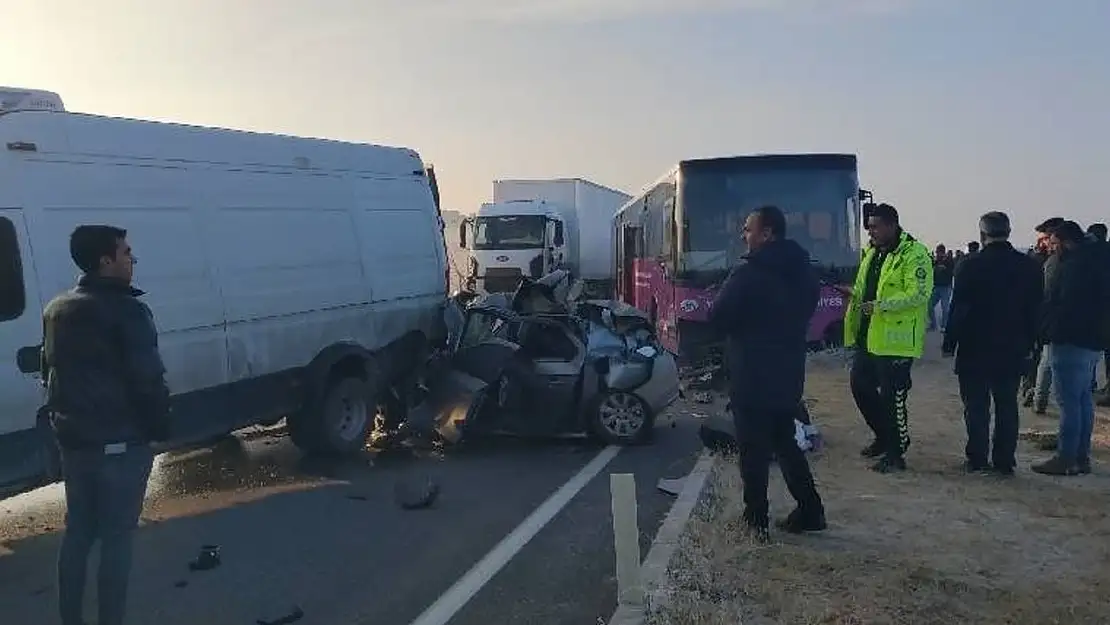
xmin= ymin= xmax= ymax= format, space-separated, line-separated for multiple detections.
xmin=291 ymin=375 xmax=374 ymax=455
xmin=588 ymin=390 xmax=654 ymax=445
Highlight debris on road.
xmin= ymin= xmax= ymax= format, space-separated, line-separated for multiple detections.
xmin=188 ymin=544 xmax=221 ymax=572
xmin=395 ymin=475 xmax=441 ymax=510
xmin=690 ymin=391 xmax=714 ymax=404
xmin=656 ymin=477 xmax=686 ymax=497
xmin=256 ymin=606 xmax=305 ymax=625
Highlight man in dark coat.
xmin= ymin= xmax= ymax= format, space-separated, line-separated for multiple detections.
xmin=1033 ymin=220 xmax=1110 ymax=475
xmin=42 ymin=225 xmax=171 ymax=625
xmin=709 ymin=205 xmax=825 ymax=540
xmin=942 ymin=212 xmax=1042 ymax=475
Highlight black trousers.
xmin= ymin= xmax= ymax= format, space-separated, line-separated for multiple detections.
xmin=850 ymin=350 xmax=913 ymax=458
xmin=733 ymin=404 xmax=823 ymax=526
xmin=957 ymin=367 xmax=1021 ymax=469
xmin=1020 ymin=345 xmax=1041 ymax=396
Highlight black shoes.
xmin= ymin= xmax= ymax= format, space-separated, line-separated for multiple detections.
xmin=860 ymin=440 xmax=884 ymax=458
xmin=871 ymin=455 xmax=907 ymax=473
xmin=740 ymin=510 xmax=770 ymax=543
xmin=963 ymin=460 xmax=991 ymax=474
xmin=775 ymin=506 xmax=827 ymax=534
xmin=742 ymin=506 xmax=827 ymax=541
xmin=1031 ymin=455 xmax=1080 ymax=476
xmin=965 ymin=460 xmax=1015 ymax=477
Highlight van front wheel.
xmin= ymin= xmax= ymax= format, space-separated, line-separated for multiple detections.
xmin=291 ymin=375 xmax=374 ymax=455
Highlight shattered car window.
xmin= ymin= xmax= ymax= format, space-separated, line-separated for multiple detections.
xmin=459 ymin=310 xmax=519 ymax=349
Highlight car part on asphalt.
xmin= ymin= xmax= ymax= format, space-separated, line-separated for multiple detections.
xmin=256 ymin=606 xmax=305 ymax=625
xmin=394 ymin=474 xmax=441 ymax=510
xmin=188 ymin=544 xmax=221 ymax=572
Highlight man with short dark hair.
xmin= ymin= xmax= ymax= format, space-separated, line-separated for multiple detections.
xmin=1032 ymin=220 xmax=1110 ymax=476
xmin=943 ymin=212 xmax=1042 ymax=475
xmin=43 ymin=225 xmax=171 ymax=625
xmin=1027 ymin=217 xmax=1067 ymax=413
xmin=709 ymin=205 xmax=825 ymax=540
xmin=841 ymin=203 xmax=932 ymax=473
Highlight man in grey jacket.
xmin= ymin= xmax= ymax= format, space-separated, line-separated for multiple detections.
xmin=1028 ymin=217 xmax=1065 ymax=413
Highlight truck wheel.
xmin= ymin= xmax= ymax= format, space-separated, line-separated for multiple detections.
xmin=291 ymin=375 xmax=375 ymax=455
xmin=587 ymin=390 xmax=655 ymax=446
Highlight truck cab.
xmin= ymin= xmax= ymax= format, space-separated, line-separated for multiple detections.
xmin=459 ymin=200 xmax=573 ymax=293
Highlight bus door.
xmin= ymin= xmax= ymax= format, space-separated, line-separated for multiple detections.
xmin=621 ymin=224 xmax=642 ymax=305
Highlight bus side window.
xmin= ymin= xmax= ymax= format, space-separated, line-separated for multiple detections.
xmin=0 ymin=217 xmax=27 ymax=322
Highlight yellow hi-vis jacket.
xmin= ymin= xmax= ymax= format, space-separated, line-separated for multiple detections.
xmin=844 ymin=231 xmax=933 ymax=358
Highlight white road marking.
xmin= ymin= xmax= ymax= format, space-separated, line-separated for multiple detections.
xmin=407 ymin=445 xmax=623 ymax=625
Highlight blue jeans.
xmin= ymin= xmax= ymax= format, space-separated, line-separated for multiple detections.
xmin=58 ymin=444 xmax=154 ymax=625
xmin=927 ymin=285 xmax=952 ymax=330
xmin=1050 ymin=344 xmax=1100 ymax=465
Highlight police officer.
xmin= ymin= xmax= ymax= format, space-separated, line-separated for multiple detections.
xmin=942 ymin=212 xmax=1042 ymax=475
xmin=840 ymin=203 xmax=933 ymax=473
xmin=43 ymin=225 xmax=171 ymax=625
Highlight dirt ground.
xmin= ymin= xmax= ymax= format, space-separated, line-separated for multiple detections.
xmin=652 ymin=344 xmax=1110 ymax=625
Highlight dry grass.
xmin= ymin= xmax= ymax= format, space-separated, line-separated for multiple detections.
xmin=652 ymin=346 xmax=1110 ymax=625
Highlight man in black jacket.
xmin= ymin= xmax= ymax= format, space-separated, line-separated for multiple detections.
xmin=942 ymin=212 xmax=1042 ymax=475
xmin=1032 ymin=220 xmax=1110 ymax=476
xmin=43 ymin=225 xmax=171 ymax=625
xmin=709 ymin=205 xmax=825 ymax=540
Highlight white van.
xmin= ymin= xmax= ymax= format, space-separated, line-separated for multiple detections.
xmin=0 ymin=88 xmax=449 ymax=498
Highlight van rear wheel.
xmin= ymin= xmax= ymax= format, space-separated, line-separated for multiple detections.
xmin=291 ymin=375 xmax=374 ymax=455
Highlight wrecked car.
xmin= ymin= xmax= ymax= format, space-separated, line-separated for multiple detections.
xmin=407 ymin=271 xmax=681 ymax=445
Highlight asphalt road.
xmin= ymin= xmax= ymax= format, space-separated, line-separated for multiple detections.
xmin=0 ymin=405 xmax=708 ymax=625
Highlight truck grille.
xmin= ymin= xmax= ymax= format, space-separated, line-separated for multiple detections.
xmin=482 ymin=268 xmax=523 ymax=293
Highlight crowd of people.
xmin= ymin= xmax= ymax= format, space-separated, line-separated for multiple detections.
xmin=710 ymin=202 xmax=1110 ymax=541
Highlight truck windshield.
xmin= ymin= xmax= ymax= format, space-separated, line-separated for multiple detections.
xmin=473 ymin=215 xmax=546 ymax=250
xmin=679 ymin=165 xmax=858 ymax=282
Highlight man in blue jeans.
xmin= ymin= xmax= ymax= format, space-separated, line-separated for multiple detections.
xmin=1033 ymin=220 xmax=1110 ymax=476
xmin=927 ymin=244 xmax=954 ymax=331
xmin=42 ymin=225 xmax=171 ymax=625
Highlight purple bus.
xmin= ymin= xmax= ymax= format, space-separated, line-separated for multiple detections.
xmin=612 ymin=154 xmax=863 ymax=362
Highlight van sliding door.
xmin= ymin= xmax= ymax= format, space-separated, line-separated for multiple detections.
xmin=0 ymin=209 xmax=49 ymax=492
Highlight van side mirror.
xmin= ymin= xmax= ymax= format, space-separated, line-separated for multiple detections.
xmin=459 ymin=221 xmax=468 ymax=248
xmin=553 ymin=221 xmax=564 ymax=247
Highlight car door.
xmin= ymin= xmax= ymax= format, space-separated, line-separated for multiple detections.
xmin=513 ymin=317 xmax=586 ymax=435
xmin=0 ymin=208 xmax=50 ymax=495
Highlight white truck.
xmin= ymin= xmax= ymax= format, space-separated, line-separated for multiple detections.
xmin=0 ymin=87 xmax=449 ymax=499
xmin=458 ymin=178 xmax=631 ymax=295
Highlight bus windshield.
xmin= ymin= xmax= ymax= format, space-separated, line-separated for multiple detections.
xmin=679 ymin=164 xmax=858 ymax=279
xmin=473 ymin=215 xmax=547 ymax=250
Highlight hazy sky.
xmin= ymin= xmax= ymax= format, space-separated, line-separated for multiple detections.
xmin=3 ymin=0 xmax=1107 ymax=246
